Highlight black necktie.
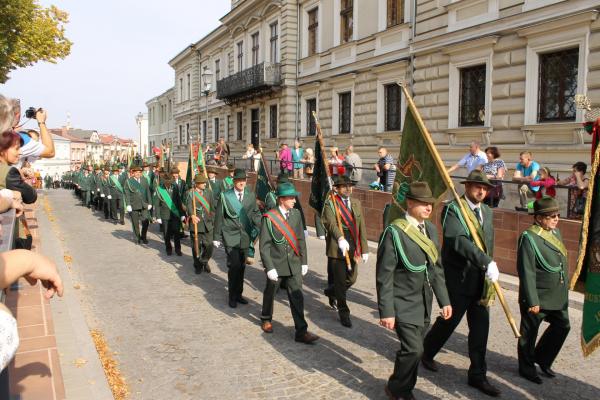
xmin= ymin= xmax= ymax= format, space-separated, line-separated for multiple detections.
xmin=474 ymin=207 xmax=482 ymax=224
xmin=418 ymin=224 xmax=426 ymax=236
xmin=285 ymin=211 xmax=289 ymax=220
xmin=238 ymin=192 xmax=243 ymax=202
xmin=343 ymin=198 xmax=350 ymax=209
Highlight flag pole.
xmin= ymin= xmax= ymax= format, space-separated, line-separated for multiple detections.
xmin=398 ymin=83 xmax=520 ymax=338
xmin=189 ymin=136 xmax=200 ymax=257
xmin=312 ymin=111 xmax=353 ymax=271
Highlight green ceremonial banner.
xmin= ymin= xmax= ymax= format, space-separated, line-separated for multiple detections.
xmin=309 ymin=135 xmax=330 ymax=214
xmin=387 ymin=102 xmax=448 ymax=224
xmin=571 ymin=141 xmax=600 ymax=357
xmin=196 ymin=143 xmax=205 ymax=172
xmin=255 ymin=157 xmax=273 ymax=203
xmin=185 ymin=147 xmax=195 ymax=191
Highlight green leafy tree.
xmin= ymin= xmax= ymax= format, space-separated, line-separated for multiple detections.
xmin=0 ymin=0 xmax=72 ymax=83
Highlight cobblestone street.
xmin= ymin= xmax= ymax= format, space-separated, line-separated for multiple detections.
xmin=42 ymin=189 xmax=600 ymax=400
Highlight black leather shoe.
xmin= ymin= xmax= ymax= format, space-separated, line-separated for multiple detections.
xmin=324 ymin=288 xmax=337 ymax=309
xmin=228 ymin=299 xmax=237 ymax=308
xmin=384 ymin=385 xmax=416 ymax=400
xmin=237 ymin=296 xmax=248 ymax=305
xmin=294 ymin=331 xmax=319 ymax=344
xmin=340 ymin=315 xmax=352 ymax=328
xmin=203 ymin=264 xmax=211 ymax=273
xmin=519 ymin=371 xmax=542 ymax=384
xmin=421 ymin=356 xmax=439 ymax=372
xmin=175 ymin=249 xmax=182 ymax=256
xmin=194 ymin=265 xmax=202 ymax=274
xmin=468 ymin=379 xmax=501 ymax=397
xmin=142 ymin=238 xmax=149 ymax=244
xmin=166 ymin=249 xmax=172 ymax=256
xmin=538 ymin=365 xmax=556 ymax=378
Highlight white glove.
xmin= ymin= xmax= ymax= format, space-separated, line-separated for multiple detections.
xmin=156 ymin=218 xmax=162 ymax=224
xmin=101 ymin=194 xmax=105 ymax=198
xmin=97 ymin=188 xmax=100 ymax=192
xmin=126 ymin=205 xmax=132 ymax=212
xmin=338 ymin=238 xmax=350 ymax=254
xmin=485 ymin=261 xmax=500 ymax=282
xmin=181 ymin=216 xmax=186 ymax=222
xmin=107 ymin=195 xmax=112 ymax=199
xmin=318 ymin=235 xmax=325 ymax=240
xmin=147 ymin=204 xmax=152 ymax=210
xmin=301 ymin=265 xmax=308 ymax=276
xmin=213 ymin=240 xmax=221 ymax=248
xmin=267 ymin=269 xmax=279 ymax=281
xmin=362 ymin=253 xmax=369 ymax=263
xmin=304 ymin=230 xmax=309 ymax=238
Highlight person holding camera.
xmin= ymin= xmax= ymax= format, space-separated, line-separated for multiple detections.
xmin=9 ymin=99 xmax=55 ymax=167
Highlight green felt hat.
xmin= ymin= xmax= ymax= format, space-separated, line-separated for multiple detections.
xmin=227 ymin=163 xmax=236 ymax=172
xmin=332 ymin=175 xmax=355 ymax=187
xmin=276 ymin=182 xmax=298 ymax=197
xmin=277 ymin=173 xmax=290 ymax=183
xmin=233 ymin=168 xmax=247 ymax=180
xmin=194 ymin=174 xmax=208 ymax=184
xmin=460 ymin=170 xmax=495 ymax=188
xmin=405 ymin=181 xmax=436 ymax=204
xmin=534 ymin=196 xmax=559 ymax=215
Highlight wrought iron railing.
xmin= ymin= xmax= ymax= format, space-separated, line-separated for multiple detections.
xmin=216 ymin=62 xmax=281 ymax=102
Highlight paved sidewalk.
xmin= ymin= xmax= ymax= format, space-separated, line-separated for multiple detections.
xmin=42 ymin=189 xmax=600 ymax=400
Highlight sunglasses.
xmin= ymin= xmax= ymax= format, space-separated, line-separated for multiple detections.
xmin=544 ymin=214 xmax=560 ymax=219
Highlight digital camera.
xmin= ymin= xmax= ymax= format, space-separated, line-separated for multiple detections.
xmin=25 ymin=107 xmax=37 ymax=119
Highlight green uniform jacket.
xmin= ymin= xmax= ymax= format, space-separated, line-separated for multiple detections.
xmin=208 ymin=178 xmax=221 ymax=202
xmin=517 ymin=226 xmax=569 ymax=310
xmin=376 ymin=219 xmax=450 ymax=326
xmin=441 ymin=197 xmax=494 ymax=297
xmin=108 ymin=174 xmax=124 ymax=199
xmin=152 ymin=184 xmax=184 ymax=221
xmin=265 ymin=192 xmax=307 ymax=230
xmin=124 ymin=177 xmax=151 ymax=210
xmin=259 ymin=207 xmax=308 ymax=277
xmin=321 ymin=196 xmax=368 ymax=259
xmin=93 ymin=173 xmax=103 ymax=194
xmin=79 ymin=173 xmax=91 ymax=191
xmin=213 ymin=188 xmax=261 ymax=249
xmin=185 ymin=189 xmax=214 ymax=233
xmin=172 ymin=178 xmax=186 ymax=201
xmin=100 ymin=176 xmax=111 ymax=196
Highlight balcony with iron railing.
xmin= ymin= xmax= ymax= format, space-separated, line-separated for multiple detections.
xmin=216 ymin=62 xmax=281 ymax=104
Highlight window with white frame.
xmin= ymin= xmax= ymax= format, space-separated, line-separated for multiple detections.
xmin=237 ymin=41 xmax=244 ymax=72
xmin=537 ymin=48 xmax=578 ymax=122
xmin=387 ymin=0 xmax=404 ymax=27
xmin=459 ymin=64 xmax=486 ymax=126
xmin=306 ymin=98 xmax=317 ymax=136
xmin=269 ymin=105 xmax=278 ymax=138
xmin=251 ymin=32 xmax=260 ymax=66
xmin=339 ymin=92 xmax=352 ymax=134
xmin=308 ymin=8 xmax=319 ymax=56
xmin=340 ymin=0 xmax=353 ymax=44
xmin=384 ymin=84 xmax=402 ymax=131
xmin=214 ymin=117 xmax=220 ymax=141
xmin=270 ymin=22 xmax=278 ymax=63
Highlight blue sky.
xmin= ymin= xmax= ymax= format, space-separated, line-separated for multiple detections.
xmin=0 ymin=0 xmax=231 ymax=138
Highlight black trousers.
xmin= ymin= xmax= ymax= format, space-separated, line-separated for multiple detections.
xmin=191 ymin=230 xmax=213 ymax=266
xmin=330 ymin=257 xmax=358 ymax=319
xmin=517 ymin=306 xmax=570 ymax=377
xmin=102 ymin=196 xmax=110 ymax=219
xmin=130 ymin=210 xmax=149 ymax=241
xmin=423 ymin=291 xmax=490 ymax=382
xmin=110 ymin=198 xmax=125 ymax=222
xmin=162 ymin=219 xmax=181 ymax=252
xmin=225 ymin=247 xmax=246 ymax=301
xmin=388 ymin=322 xmax=428 ymax=398
xmin=261 ymin=273 xmax=308 ymax=338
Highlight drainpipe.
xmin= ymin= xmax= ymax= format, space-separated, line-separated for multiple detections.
xmin=295 ymin=0 xmax=300 ymax=141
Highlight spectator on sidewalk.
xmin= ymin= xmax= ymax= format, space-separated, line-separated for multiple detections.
xmin=375 ymin=147 xmax=396 ymax=192
xmin=482 ymin=146 xmax=506 ymax=208
xmin=0 ymin=249 xmax=64 ymax=371
xmin=447 ymin=141 xmax=487 ymax=175
xmin=292 ymin=140 xmax=305 ymax=179
xmin=278 ymin=143 xmax=292 ymax=176
xmin=242 ymin=143 xmax=256 ymax=171
xmin=343 ymin=145 xmax=362 ymax=185
xmin=529 ymin=166 xmax=556 ymax=199
xmin=253 ymin=147 xmax=263 ymax=172
xmin=215 ymin=138 xmax=230 ymax=166
xmin=513 ymin=151 xmax=541 ymax=212
xmin=558 ymin=161 xmax=589 ymax=219
xmin=303 ymin=148 xmax=315 ymax=177
xmin=329 ymin=147 xmax=344 ymax=176
xmin=9 ymin=99 xmax=55 ymax=167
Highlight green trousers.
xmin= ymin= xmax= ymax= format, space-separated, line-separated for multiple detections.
xmin=261 ymin=273 xmax=308 ymax=338
xmin=388 ymin=322 xmax=428 ymax=398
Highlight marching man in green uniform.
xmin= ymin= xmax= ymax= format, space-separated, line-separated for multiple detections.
xmin=422 ymin=170 xmax=501 ymax=397
xmin=218 ymin=163 xmax=235 ymax=193
xmin=124 ymin=163 xmax=153 ymax=244
xmin=108 ymin=165 xmax=125 ymax=225
xmin=321 ymin=175 xmax=368 ymax=328
xmin=259 ymin=181 xmax=319 ymax=344
xmin=517 ymin=196 xmax=570 ymax=384
xmin=207 ymin=166 xmax=221 ymax=202
xmin=80 ymin=165 xmax=93 ymax=208
xmin=376 ymin=182 xmax=452 ymax=400
xmin=100 ymin=166 xmax=111 ymax=220
xmin=153 ymin=175 xmax=186 ymax=256
xmin=93 ymin=165 xmax=103 ymax=211
xmin=213 ymin=168 xmax=262 ymax=308
xmin=171 ymin=166 xmax=188 ymax=239
xmin=264 ymin=173 xmax=308 ymax=235
xmin=186 ymin=174 xmax=215 ymax=274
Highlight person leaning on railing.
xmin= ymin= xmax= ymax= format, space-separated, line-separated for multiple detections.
xmin=481 ymin=146 xmax=506 ymax=208
xmin=0 ymin=250 xmax=64 ymax=371
xmin=557 ymin=161 xmax=589 ymax=219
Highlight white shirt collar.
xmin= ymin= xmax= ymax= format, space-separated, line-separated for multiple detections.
xmin=405 ymin=214 xmax=425 ymax=229
xmin=278 ymin=206 xmax=289 ymax=217
xmin=234 ymin=188 xmax=244 ymax=197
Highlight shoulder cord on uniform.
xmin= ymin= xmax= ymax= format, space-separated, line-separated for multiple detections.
xmin=520 ymin=232 xmax=564 ymax=282
xmin=380 ymin=226 xmax=428 ymax=278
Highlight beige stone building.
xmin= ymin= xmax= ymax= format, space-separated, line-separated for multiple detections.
xmin=146 ymin=87 xmax=175 ymax=151
xmin=149 ymin=0 xmax=599 ymax=172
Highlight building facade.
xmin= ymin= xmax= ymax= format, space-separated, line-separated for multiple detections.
xmin=135 ymin=112 xmax=149 ymax=158
xmin=149 ymin=0 xmax=599 ymax=172
xmin=33 ymin=134 xmax=71 ymax=179
xmin=146 ymin=87 xmax=176 ymax=153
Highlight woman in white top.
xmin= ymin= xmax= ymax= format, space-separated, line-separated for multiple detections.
xmin=242 ymin=143 xmax=256 ymax=171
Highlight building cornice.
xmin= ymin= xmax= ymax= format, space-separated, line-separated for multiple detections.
xmin=517 ymin=10 xmax=598 ymax=38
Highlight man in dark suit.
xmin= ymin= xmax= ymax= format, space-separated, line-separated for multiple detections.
xmin=377 ymin=182 xmax=452 ymax=400
xmin=186 ymin=174 xmax=215 ymax=274
xmin=108 ymin=165 xmax=125 ymax=225
xmin=517 ymin=196 xmax=570 ymax=384
xmin=124 ymin=163 xmax=153 ymax=244
xmin=153 ymin=174 xmax=185 ymax=256
xmin=422 ymin=170 xmax=501 ymax=397
xmin=259 ymin=182 xmax=319 ymax=344
xmin=321 ymin=175 xmax=369 ymax=328
xmin=213 ymin=168 xmax=262 ymax=308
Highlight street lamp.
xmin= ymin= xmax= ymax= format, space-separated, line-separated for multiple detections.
xmin=135 ymin=112 xmax=144 ymax=157
xmin=201 ymin=67 xmax=212 ymax=144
